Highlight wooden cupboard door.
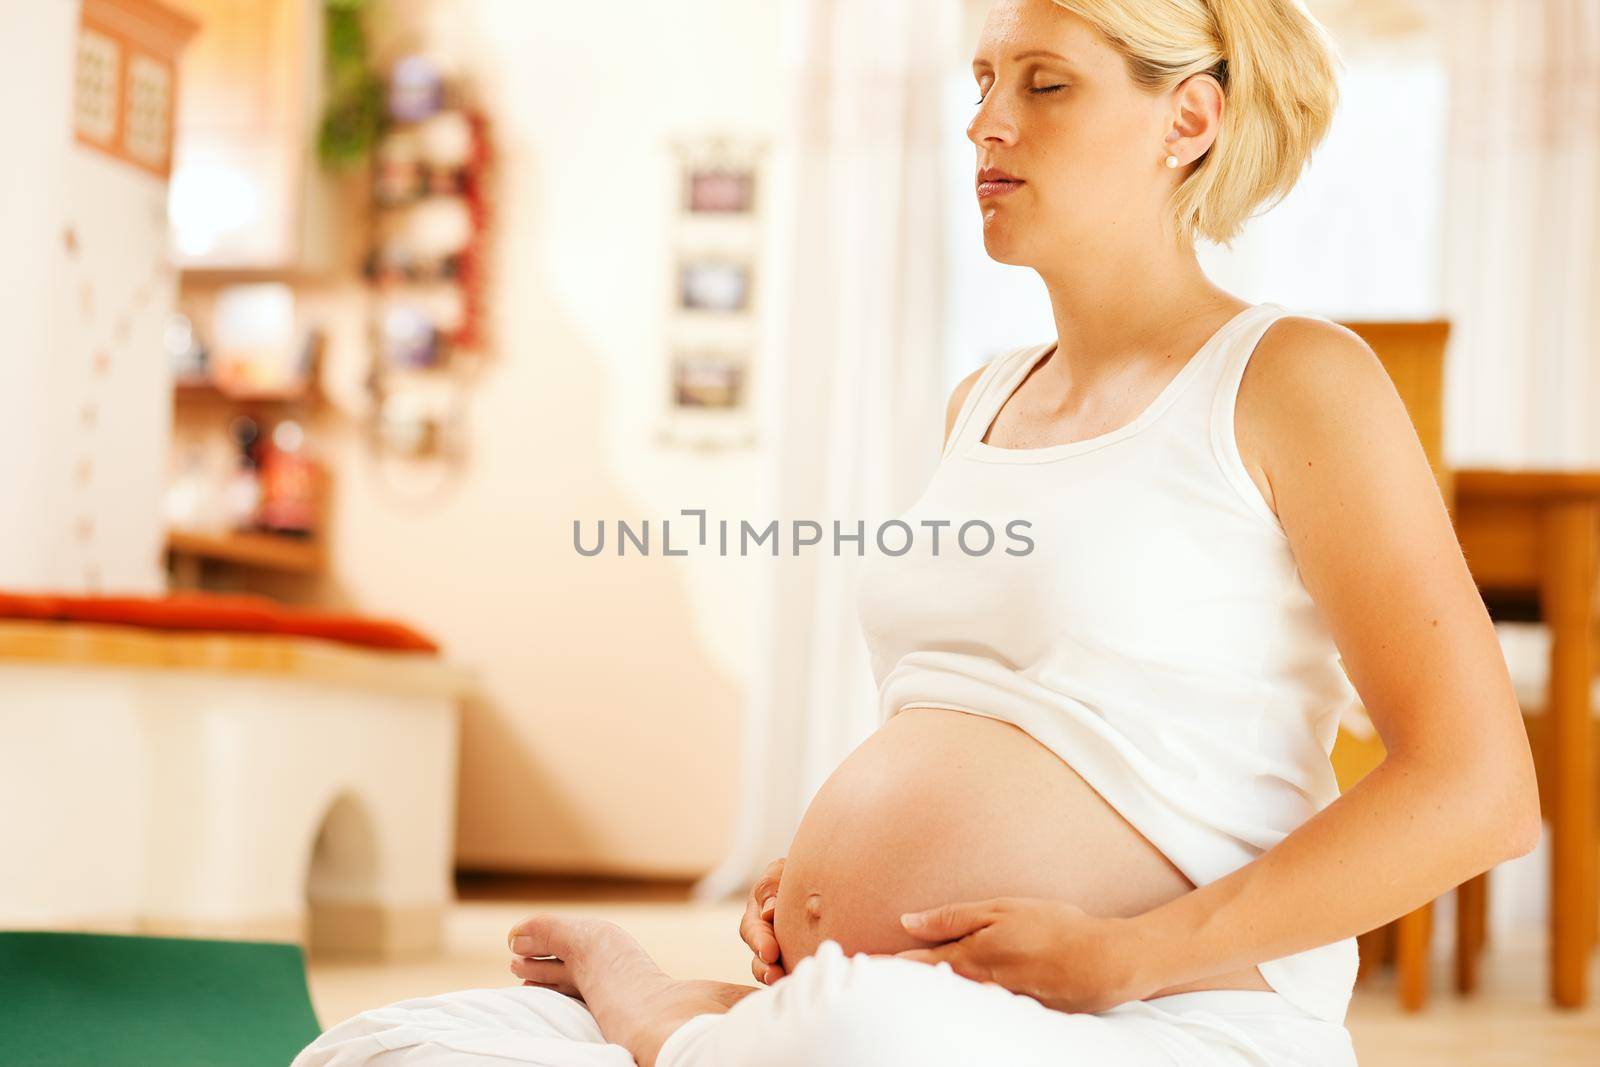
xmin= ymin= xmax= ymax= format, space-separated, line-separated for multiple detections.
xmin=75 ymin=0 xmax=198 ymax=179
xmin=164 ymin=0 xmax=327 ymax=268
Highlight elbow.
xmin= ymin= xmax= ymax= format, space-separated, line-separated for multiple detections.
xmin=1463 ymin=730 xmax=1544 ymax=862
xmin=1440 ymin=748 xmax=1542 ymax=864
xmin=1503 ymin=793 xmax=1543 ymax=860
xmin=1493 ymin=772 xmax=1543 ymax=862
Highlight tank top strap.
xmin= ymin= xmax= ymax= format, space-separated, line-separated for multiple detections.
xmin=1203 ymin=302 xmax=1299 ymax=429
xmin=1197 ymin=302 xmax=1299 ymax=527
xmin=1209 ymin=302 xmax=1294 ymax=391
xmin=942 ymin=344 xmax=1049 ymax=461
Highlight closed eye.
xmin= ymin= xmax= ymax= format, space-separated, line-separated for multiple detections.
xmin=972 ymin=85 xmax=1069 ymax=105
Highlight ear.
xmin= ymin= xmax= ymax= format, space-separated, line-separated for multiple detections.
xmin=1167 ymin=72 xmax=1225 ymax=166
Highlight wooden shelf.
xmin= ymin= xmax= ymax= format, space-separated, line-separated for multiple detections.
xmin=172 ymin=332 xmax=326 ymax=411
xmin=174 ymin=378 xmax=320 ymax=406
xmin=166 ymin=528 xmax=324 ymax=574
xmin=178 ymin=266 xmax=332 ymax=288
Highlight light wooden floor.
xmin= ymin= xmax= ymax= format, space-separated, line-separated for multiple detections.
xmin=308 ymin=899 xmax=1600 ymax=1065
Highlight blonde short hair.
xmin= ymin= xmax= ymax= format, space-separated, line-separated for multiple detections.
xmin=1050 ymin=0 xmax=1342 ymax=248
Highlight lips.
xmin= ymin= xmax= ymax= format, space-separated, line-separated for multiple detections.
xmin=978 ymin=167 xmax=1021 ymax=183
xmin=972 ymin=179 xmax=1024 ymax=199
xmin=977 ymin=167 xmax=1024 ymax=200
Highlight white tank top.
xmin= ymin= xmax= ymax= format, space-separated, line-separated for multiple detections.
xmin=855 ymin=301 xmax=1361 ymax=1026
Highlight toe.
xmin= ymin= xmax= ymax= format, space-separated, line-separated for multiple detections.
xmin=509 ymin=956 xmax=580 ymax=995
xmin=508 ymin=912 xmax=585 ymax=958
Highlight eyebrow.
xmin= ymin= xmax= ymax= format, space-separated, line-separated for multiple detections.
xmin=971 ymin=49 xmax=1076 ymax=70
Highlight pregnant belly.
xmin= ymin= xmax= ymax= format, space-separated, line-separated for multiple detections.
xmin=773 ymin=705 xmax=1271 ymax=997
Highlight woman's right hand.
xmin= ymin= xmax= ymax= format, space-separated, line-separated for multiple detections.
xmin=740 ymin=856 xmax=786 ymax=985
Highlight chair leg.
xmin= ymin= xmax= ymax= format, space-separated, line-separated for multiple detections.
xmin=1587 ymin=823 xmax=1599 ymax=952
xmin=1455 ymin=872 xmax=1489 ymax=994
xmin=1396 ymin=899 xmax=1433 ymax=1011
xmin=1356 ymin=924 xmax=1390 ymax=986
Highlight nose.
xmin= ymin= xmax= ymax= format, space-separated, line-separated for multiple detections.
xmin=967 ymin=88 xmax=1018 ymax=149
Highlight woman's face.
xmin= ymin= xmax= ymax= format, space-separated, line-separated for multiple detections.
xmin=968 ymin=0 xmax=1185 ymax=266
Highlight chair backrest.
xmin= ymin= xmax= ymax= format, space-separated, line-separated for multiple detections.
xmin=1327 ymin=319 xmax=1452 ymax=791
xmin=1340 ymin=320 xmax=1454 ymax=511
xmin=0 ymin=931 xmax=322 ymax=1066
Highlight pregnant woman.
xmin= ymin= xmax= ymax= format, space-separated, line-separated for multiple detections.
xmin=296 ymin=1 xmax=1541 ymax=1065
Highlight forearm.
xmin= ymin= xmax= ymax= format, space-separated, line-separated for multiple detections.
xmin=1126 ymin=753 xmax=1539 ymax=994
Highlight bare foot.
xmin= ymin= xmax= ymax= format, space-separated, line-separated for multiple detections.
xmin=509 ymin=913 xmax=759 ymax=1067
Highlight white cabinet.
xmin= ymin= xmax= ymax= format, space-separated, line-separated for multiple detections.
xmin=0 ymin=0 xmax=194 ymax=595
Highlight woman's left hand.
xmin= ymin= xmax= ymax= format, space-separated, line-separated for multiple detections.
xmin=890 ymin=896 xmax=1156 ymax=1014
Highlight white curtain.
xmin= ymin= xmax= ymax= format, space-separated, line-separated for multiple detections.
xmin=693 ymin=0 xmax=961 ymax=902
xmin=1438 ymin=0 xmax=1600 ymax=468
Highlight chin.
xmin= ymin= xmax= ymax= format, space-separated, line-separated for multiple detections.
xmin=978 ymin=215 xmax=1030 ymax=264
xmin=980 ymin=231 xmax=1031 ymax=267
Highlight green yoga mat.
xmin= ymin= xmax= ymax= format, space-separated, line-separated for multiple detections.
xmin=0 ymin=931 xmax=323 ymax=1067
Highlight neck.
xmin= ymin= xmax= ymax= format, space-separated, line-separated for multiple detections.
xmin=1031 ymin=236 xmax=1238 ymax=392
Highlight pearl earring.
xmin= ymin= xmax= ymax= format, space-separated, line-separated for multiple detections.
xmin=1165 ymin=154 xmax=1179 ymax=169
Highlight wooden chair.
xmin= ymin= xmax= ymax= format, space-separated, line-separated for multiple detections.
xmin=1329 ymin=319 xmax=1472 ymax=1011
xmin=1331 ymin=320 xmax=1600 ymax=1008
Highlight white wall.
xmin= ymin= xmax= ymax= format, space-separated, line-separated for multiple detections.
xmin=300 ymin=0 xmax=787 ymax=875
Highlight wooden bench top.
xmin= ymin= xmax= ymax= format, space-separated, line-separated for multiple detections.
xmin=0 ymin=620 xmax=474 ymax=700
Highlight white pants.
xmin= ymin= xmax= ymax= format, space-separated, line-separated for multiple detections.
xmin=293 ymin=939 xmax=1360 ymax=1067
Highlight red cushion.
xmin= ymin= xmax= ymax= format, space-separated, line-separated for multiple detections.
xmin=0 ymin=591 xmax=439 ymax=654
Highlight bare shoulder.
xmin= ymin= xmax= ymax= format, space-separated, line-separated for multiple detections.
xmin=1233 ymin=317 xmax=1535 ymax=826
xmin=943 ymin=363 xmax=990 ymax=450
xmin=1234 ymin=315 xmax=1398 ymax=518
